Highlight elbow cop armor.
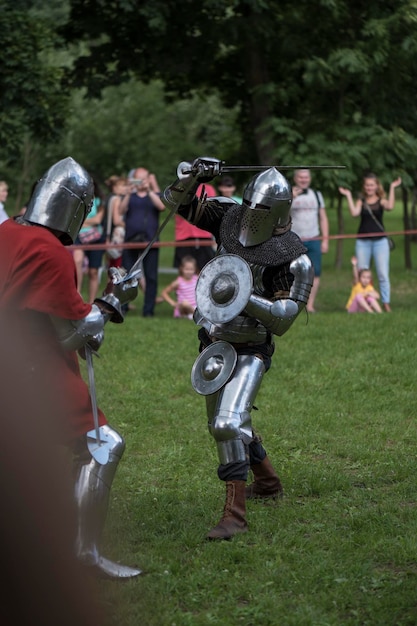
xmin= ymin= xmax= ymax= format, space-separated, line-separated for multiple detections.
xmin=50 ymin=304 xmax=105 ymax=351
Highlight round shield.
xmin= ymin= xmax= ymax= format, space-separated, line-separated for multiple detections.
xmin=191 ymin=341 xmax=237 ymax=395
xmin=195 ymin=254 xmax=253 ymax=324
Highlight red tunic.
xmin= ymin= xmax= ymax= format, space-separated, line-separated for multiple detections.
xmin=0 ymin=220 xmax=107 ymax=442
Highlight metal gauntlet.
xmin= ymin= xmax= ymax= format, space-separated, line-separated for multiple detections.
xmin=163 ymin=157 xmax=222 ymax=209
xmin=94 ymin=267 xmax=139 ymax=324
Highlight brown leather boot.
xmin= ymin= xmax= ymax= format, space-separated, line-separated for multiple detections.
xmin=206 ymin=480 xmax=248 ymax=540
xmin=245 ymin=456 xmax=284 ymax=500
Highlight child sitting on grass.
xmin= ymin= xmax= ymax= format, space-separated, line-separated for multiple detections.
xmin=346 ymin=256 xmax=382 ymax=313
xmin=161 ymin=255 xmax=198 ymax=319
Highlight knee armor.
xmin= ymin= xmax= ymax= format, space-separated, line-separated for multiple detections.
xmin=206 ymin=354 xmax=265 ymax=465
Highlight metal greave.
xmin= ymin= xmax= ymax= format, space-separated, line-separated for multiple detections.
xmin=206 ymin=354 xmax=265 ymax=465
xmin=73 ymin=425 xmax=125 ymax=566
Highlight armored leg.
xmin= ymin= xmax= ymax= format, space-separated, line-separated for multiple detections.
xmin=73 ymin=425 xmax=141 ymax=579
xmin=206 ymin=353 xmax=265 ymax=467
xmin=206 ymin=354 xmax=265 ymax=539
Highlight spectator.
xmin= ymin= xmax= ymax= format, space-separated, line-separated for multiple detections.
xmin=339 ymin=173 xmax=401 ymax=313
xmin=104 ymin=175 xmax=128 ymax=268
xmin=217 ymin=175 xmax=242 ymax=203
xmin=120 ymin=167 xmax=165 ymax=317
xmin=73 ymin=180 xmax=106 ymax=303
xmin=173 ymin=183 xmax=216 ymax=273
xmin=346 ymin=256 xmax=382 ymax=313
xmin=0 ymin=180 xmax=9 ymax=223
xmin=290 ymin=169 xmax=329 ymax=313
xmin=161 ymin=255 xmax=198 ymax=319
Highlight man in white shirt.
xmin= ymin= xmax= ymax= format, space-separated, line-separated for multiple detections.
xmin=290 ymin=169 xmax=329 ymax=313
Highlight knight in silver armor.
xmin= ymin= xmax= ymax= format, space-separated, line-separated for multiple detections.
xmin=165 ymin=157 xmax=314 ymax=540
xmin=25 ymin=156 xmax=95 ymax=245
xmin=5 ymin=157 xmax=141 ymax=578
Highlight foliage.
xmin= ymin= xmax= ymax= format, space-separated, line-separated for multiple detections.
xmin=0 ymin=0 xmax=70 ymax=163
xmin=3 ymin=78 xmax=241 ymax=210
xmin=34 ymin=79 xmax=241 ymax=188
xmin=2 ymin=0 xmax=417 ymax=207
xmin=63 ymin=0 xmax=417 ymax=183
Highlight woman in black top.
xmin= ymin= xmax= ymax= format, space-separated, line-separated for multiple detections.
xmin=339 ymin=173 xmax=401 ymax=312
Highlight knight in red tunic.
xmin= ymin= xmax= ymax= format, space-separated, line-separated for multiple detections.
xmin=0 ymin=157 xmax=141 ymax=579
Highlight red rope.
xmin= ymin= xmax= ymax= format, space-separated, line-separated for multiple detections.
xmin=70 ymin=230 xmax=417 ymax=251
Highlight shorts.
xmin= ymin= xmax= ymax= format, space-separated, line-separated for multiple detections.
xmin=303 ymin=239 xmax=322 ymax=277
xmin=75 ymin=235 xmax=105 ymax=269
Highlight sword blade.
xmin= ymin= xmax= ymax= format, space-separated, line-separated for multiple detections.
xmin=219 ymin=165 xmax=346 ymax=172
xmin=85 ymin=344 xmax=101 ymax=445
xmin=123 ymin=204 xmax=177 ymax=282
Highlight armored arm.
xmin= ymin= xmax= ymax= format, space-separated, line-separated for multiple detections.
xmin=243 ymin=254 xmax=313 ymax=336
xmin=51 ymin=267 xmax=139 ymax=352
xmin=163 ymin=157 xmax=222 ymax=211
xmin=50 ymin=304 xmax=106 ymax=351
xmin=288 ymin=254 xmax=314 ymax=305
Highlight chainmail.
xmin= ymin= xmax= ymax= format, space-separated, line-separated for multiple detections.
xmin=219 ymin=202 xmax=307 ymax=266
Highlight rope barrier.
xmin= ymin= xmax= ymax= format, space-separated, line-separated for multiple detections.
xmin=71 ymin=239 xmax=217 ymax=251
xmin=70 ymin=230 xmax=417 ymax=251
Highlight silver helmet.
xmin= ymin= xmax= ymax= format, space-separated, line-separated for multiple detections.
xmin=238 ymin=167 xmax=292 ymax=247
xmin=24 ymin=157 xmax=94 ymax=245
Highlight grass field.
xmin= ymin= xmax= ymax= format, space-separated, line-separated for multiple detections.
xmin=82 ymin=207 xmax=417 ymax=626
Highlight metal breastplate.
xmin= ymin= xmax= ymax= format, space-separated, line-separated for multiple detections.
xmin=199 ymin=246 xmax=268 ymax=343
xmin=216 ymin=245 xmax=266 ymax=296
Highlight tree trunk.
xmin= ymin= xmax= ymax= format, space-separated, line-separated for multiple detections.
xmin=242 ymin=19 xmax=275 ymax=164
xmin=411 ymin=186 xmax=417 ymax=243
xmin=335 ymin=196 xmax=344 ymax=269
xmin=403 ymin=187 xmax=412 ymax=270
xmin=14 ymin=137 xmax=33 ymax=214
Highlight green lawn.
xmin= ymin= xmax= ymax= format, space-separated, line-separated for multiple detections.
xmin=86 ymin=212 xmax=417 ymax=624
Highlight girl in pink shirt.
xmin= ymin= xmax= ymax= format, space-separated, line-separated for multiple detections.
xmin=161 ymin=255 xmax=198 ymax=319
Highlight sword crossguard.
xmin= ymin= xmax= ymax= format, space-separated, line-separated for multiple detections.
xmin=104 ymin=267 xmax=139 ymax=305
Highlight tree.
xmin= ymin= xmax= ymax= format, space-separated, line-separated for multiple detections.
xmin=61 ymin=0 xmax=417 ymax=268
xmin=0 ymin=1 xmax=70 ymax=164
xmin=33 ymin=79 xmax=241 ymax=188
xmin=3 ymin=0 xmax=417 ymax=267
xmin=63 ymin=1 xmax=417 ymax=170
xmin=5 ymin=76 xmax=243 ymax=212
